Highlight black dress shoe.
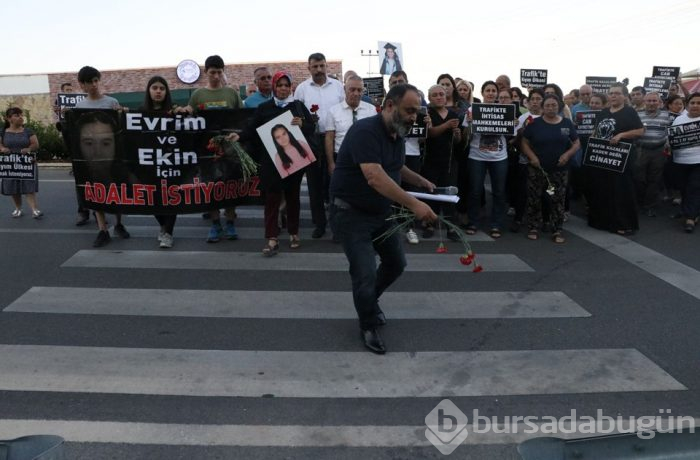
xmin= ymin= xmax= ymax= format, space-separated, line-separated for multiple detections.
xmin=312 ymin=226 xmax=326 ymax=239
xmin=376 ymin=311 xmax=387 ymax=326
xmin=361 ymin=329 xmax=386 ymax=354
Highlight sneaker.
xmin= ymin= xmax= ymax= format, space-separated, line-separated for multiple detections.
xmin=11 ymin=209 xmax=22 ymax=218
xmin=114 ymin=223 xmax=130 ymax=239
xmin=157 ymin=231 xmax=165 ymax=242
xmin=207 ymin=224 xmax=222 ymax=243
xmin=422 ymin=226 xmax=434 ymax=239
xmin=32 ymin=210 xmax=43 ymax=219
xmin=406 ymin=229 xmax=419 ymax=244
xmin=159 ymin=233 xmax=173 ymax=248
xmin=93 ymin=230 xmax=111 ymax=247
xmin=225 ymin=221 xmax=238 ymax=240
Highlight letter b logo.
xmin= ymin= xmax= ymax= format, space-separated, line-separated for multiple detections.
xmin=425 ymin=399 xmax=469 ymax=455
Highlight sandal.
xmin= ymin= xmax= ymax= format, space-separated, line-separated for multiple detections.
xmin=262 ymin=238 xmax=279 ymax=257
xmin=552 ymin=231 xmax=565 ymax=244
xmin=527 ymin=229 xmax=539 ymax=240
xmin=465 ymin=225 xmax=477 ymax=235
xmin=290 ymin=234 xmax=301 ymax=249
xmin=489 ymin=228 xmax=502 ymax=239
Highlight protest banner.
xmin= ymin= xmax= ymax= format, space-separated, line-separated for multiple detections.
xmin=471 ymin=103 xmax=517 ymax=136
xmin=66 ymin=109 xmax=263 ymax=214
xmin=585 ymin=76 xmax=617 ymax=94
xmin=583 ymin=137 xmax=631 ymax=173
xmin=643 ymin=77 xmax=674 ymax=99
xmin=652 ymin=66 xmax=680 ymax=79
xmin=520 ymin=69 xmax=548 ymax=88
xmin=363 ymin=77 xmax=385 ymax=104
xmin=574 ymin=110 xmax=600 ymax=137
xmin=56 ymin=93 xmax=86 ymax=121
xmin=0 ymin=153 xmax=36 ymax=180
xmin=669 ymin=121 xmax=700 ymax=150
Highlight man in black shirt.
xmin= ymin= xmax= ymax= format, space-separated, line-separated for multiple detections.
xmin=329 ymin=84 xmax=437 ymax=354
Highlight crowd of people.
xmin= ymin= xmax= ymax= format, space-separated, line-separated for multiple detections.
xmin=2 ymin=55 xmax=700 ymax=251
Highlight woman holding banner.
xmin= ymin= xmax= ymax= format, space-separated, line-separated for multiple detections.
xmin=241 ymin=71 xmax=315 ymax=256
xmin=141 ymin=76 xmax=178 ymax=248
xmin=585 ymin=82 xmax=644 ymax=235
xmin=671 ymin=92 xmax=700 ymax=233
xmin=0 ymin=107 xmax=41 ymax=218
xmin=464 ymin=80 xmax=510 ymax=238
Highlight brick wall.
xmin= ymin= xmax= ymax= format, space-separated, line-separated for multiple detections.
xmin=48 ymin=60 xmax=343 ymax=99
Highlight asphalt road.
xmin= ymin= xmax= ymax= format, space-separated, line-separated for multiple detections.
xmin=0 ymin=167 xmax=698 ymax=459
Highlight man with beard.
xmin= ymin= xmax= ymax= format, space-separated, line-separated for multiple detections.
xmin=329 ymin=84 xmax=437 ymax=354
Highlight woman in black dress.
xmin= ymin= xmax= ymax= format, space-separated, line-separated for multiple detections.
xmin=585 ymin=82 xmax=645 ymax=235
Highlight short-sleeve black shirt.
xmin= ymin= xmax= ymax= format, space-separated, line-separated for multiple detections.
xmin=329 ymin=114 xmax=405 ymax=215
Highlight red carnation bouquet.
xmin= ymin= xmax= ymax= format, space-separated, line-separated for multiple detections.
xmin=206 ymin=135 xmax=258 ymax=182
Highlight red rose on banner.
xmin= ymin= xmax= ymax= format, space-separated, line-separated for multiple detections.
xmin=310 ymin=104 xmax=319 ymax=113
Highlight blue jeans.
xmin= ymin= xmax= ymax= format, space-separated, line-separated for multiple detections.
xmin=467 ymin=158 xmax=508 ymax=230
xmin=330 ymin=204 xmax=406 ymax=330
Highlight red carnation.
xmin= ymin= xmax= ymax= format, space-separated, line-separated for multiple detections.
xmin=459 ymin=255 xmax=473 ymax=265
xmin=198 ymin=103 xmax=205 ymax=110
xmin=436 ymin=242 xmax=447 ymax=254
xmin=310 ymin=104 xmax=319 ymax=113
xmin=376 ymin=105 xmax=382 ymax=113
xmin=472 ymin=264 xmax=483 ymax=273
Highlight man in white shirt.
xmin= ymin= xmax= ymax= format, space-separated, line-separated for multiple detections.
xmin=294 ymin=52 xmax=344 ymax=238
xmin=325 ymin=75 xmax=377 ymax=175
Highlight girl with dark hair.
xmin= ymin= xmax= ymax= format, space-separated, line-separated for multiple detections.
xmin=0 ymin=107 xmax=41 ymax=218
xmin=270 ymin=124 xmax=314 ymax=175
xmin=141 ymin=76 xmax=177 ymax=248
xmin=240 ymin=71 xmax=316 ymax=256
xmin=379 ymin=43 xmax=402 ymax=75
xmin=437 ymin=74 xmax=468 ymax=116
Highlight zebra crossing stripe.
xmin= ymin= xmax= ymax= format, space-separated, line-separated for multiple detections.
xmin=61 ymin=250 xmax=533 ymax=272
xmin=0 ymin=346 xmax=684 ymax=398
xmin=6 ymin=288 xmax=589 ymax=318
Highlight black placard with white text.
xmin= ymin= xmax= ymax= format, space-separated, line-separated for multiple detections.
xmin=65 ymin=109 xmax=263 ymax=214
xmin=669 ymin=121 xmax=700 ymax=150
xmin=0 ymin=153 xmax=36 ymax=180
xmin=520 ymin=69 xmax=547 ymax=88
xmin=583 ymin=137 xmax=631 ymax=173
xmin=643 ymin=77 xmax=674 ymax=99
xmin=405 ymin=115 xmax=427 ymax=138
xmin=471 ymin=104 xmax=517 ymax=136
xmin=363 ymin=77 xmax=385 ymax=104
xmin=652 ymin=66 xmax=680 ymax=80
xmin=574 ymin=110 xmax=600 ymax=137
xmin=56 ymin=93 xmax=87 ymax=121
xmin=585 ymin=76 xmax=617 ymax=94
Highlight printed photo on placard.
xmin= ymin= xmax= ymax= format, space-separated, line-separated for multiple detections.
xmin=378 ymin=41 xmax=403 ymax=76
xmin=256 ymin=111 xmax=316 ymax=179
